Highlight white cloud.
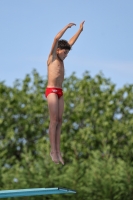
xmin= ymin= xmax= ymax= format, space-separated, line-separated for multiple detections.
xmin=66 ymin=55 xmax=133 ymax=75
xmin=87 ymin=61 xmax=133 ymax=77
xmin=65 ymin=56 xmax=133 ymax=88
xmin=25 ymin=56 xmax=47 ymax=62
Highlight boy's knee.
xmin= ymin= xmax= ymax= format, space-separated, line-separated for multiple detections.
xmin=50 ymin=118 xmax=62 ymax=125
xmin=50 ymin=118 xmax=58 ymax=125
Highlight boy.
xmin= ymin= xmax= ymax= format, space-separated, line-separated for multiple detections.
xmin=45 ymin=21 xmax=85 ymax=165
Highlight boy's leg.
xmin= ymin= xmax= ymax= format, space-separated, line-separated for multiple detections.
xmin=56 ymin=96 xmax=64 ymax=164
xmin=47 ymin=93 xmax=59 ymax=163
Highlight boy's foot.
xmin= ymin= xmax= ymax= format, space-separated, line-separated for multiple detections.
xmin=57 ymin=152 xmax=64 ymax=165
xmin=50 ymin=152 xmax=59 ymax=164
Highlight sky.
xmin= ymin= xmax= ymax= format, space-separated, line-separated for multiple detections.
xmin=0 ymin=0 xmax=133 ymax=89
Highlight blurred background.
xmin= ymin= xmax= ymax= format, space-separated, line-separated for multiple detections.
xmin=0 ymin=0 xmax=133 ymax=88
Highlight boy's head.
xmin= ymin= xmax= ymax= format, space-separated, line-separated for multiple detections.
xmin=57 ymin=39 xmax=71 ymax=50
xmin=57 ymin=39 xmax=71 ymax=61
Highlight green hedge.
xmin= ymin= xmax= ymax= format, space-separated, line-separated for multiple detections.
xmin=0 ymin=70 xmax=133 ymax=200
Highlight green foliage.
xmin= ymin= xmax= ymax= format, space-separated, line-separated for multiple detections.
xmin=0 ymin=70 xmax=48 ymax=166
xmin=0 ymin=70 xmax=133 ymax=200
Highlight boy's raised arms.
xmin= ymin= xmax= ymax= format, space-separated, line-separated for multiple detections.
xmin=47 ymin=23 xmax=76 ymax=65
xmin=68 ymin=21 xmax=85 ymax=47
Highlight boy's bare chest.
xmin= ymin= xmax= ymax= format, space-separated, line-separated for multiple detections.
xmin=48 ymin=60 xmax=64 ymax=76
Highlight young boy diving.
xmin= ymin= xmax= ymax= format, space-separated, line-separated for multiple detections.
xmin=45 ymin=21 xmax=85 ymax=165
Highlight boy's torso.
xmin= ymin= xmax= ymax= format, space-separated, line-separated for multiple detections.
xmin=47 ymin=59 xmax=64 ymax=88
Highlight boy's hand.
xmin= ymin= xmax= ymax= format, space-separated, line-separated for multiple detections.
xmin=80 ymin=21 xmax=85 ymax=31
xmin=67 ymin=23 xmax=76 ymax=28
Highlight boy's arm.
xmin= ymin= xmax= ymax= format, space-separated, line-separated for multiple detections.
xmin=48 ymin=23 xmax=76 ymax=62
xmin=68 ymin=21 xmax=85 ymax=47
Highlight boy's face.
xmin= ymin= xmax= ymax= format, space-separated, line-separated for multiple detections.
xmin=57 ymin=48 xmax=69 ymax=61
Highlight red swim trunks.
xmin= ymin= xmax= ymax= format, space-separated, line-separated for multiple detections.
xmin=45 ymin=87 xmax=63 ymax=99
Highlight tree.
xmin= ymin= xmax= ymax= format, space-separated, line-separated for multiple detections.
xmin=0 ymin=70 xmax=133 ymax=200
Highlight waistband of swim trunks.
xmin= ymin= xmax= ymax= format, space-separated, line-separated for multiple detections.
xmin=46 ymin=87 xmax=63 ymax=92
xmin=46 ymin=87 xmax=63 ymax=90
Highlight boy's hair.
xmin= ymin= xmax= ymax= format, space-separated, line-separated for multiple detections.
xmin=57 ymin=39 xmax=71 ymax=50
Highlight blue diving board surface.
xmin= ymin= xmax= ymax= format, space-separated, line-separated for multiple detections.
xmin=0 ymin=188 xmax=76 ymax=198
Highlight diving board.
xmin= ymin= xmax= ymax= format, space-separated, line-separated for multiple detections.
xmin=0 ymin=188 xmax=76 ymax=198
